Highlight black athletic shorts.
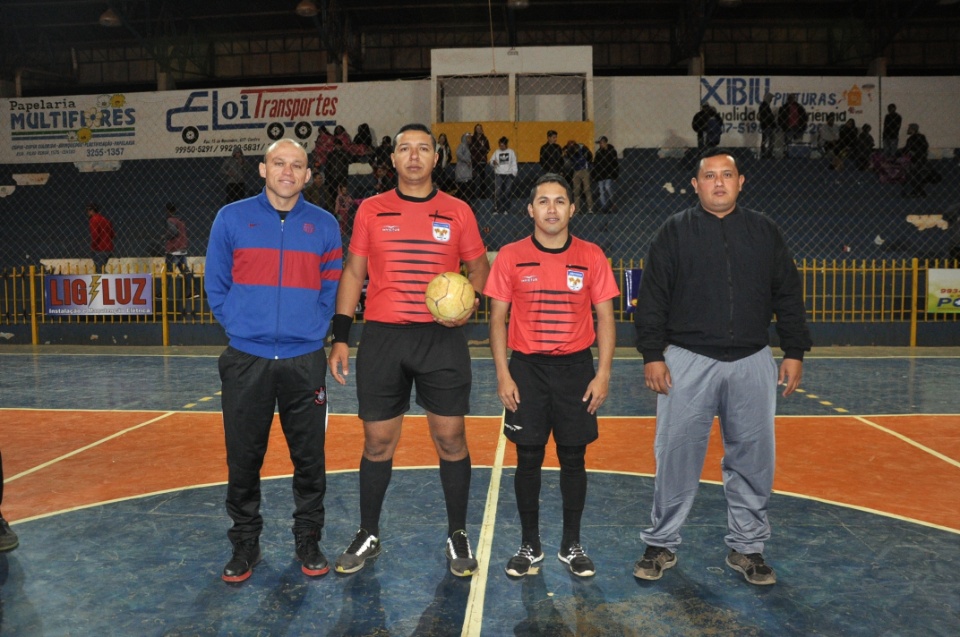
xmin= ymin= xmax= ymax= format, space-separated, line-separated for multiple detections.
xmin=356 ymin=321 xmax=471 ymax=422
xmin=503 ymin=348 xmax=599 ymax=446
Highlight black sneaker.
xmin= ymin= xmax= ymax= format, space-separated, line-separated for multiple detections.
xmin=558 ymin=543 xmax=595 ymax=577
xmin=445 ymin=530 xmax=478 ymax=577
xmin=294 ymin=528 xmax=329 ymax=577
xmin=505 ymin=542 xmax=544 ymax=578
xmin=726 ymin=550 xmax=777 ymax=586
xmin=0 ymin=517 xmax=19 ymax=552
xmin=633 ymin=545 xmax=677 ymax=581
xmin=335 ymin=529 xmax=381 ymax=574
xmin=222 ymin=538 xmax=261 ymax=583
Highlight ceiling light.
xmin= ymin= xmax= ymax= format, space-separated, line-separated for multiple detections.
xmin=507 ymin=0 xmax=530 ymax=8
xmin=99 ymin=8 xmax=122 ymax=27
xmin=296 ymin=0 xmax=319 ymax=17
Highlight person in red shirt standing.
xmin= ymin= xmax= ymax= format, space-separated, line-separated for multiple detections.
xmin=86 ymin=202 xmax=115 ymax=273
xmin=484 ymin=173 xmax=619 ymax=578
xmin=327 ymin=123 xmax=490 ymax=577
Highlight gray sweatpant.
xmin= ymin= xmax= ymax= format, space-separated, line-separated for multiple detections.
xmin=641 ymin=345 xmax=778 ymax=555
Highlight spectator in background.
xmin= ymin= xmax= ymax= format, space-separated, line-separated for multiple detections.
xmin=882 ymin=104 xmax=902 ymax=157
xmin=490 ymin=136 xmax=518 ymax=214
xmin=372 ymin=163 xmax=396 ymax=195
xmin=593 ymin=136 xmax=619 ymax=213
xmin=0 ymin=450 xmax=19 ymax=552
xmin=312 ymin=127 xmax=335 ymax=168
xmin=434 ymin=132 xmax=453 ymax=192
xmin=221 ymin=146 xmax=249 ymax=203
xmin=565 ymin=141 xmax=594 ymax=214
xmin=816 ymin=113 xmax=840 ymax=164
xmin=851 ymin=123 xmax=875 ymax=171
xmin=372 ymin=136 xmax=393 ymax=170
xmin=539 ymin=130 xmax=564 ymax=175
xmin=335 ymin=183 xmax=360 ymax=239
xmin=777 ymin=94 xmax=808 ymax=144
xmin=86 ymin=202 xmax=115 ymax=273
xmin=832 ymin=119 xmax=858 ymax=170
xmin=758 ymin=93 xmax=777 ymax=159
xmin=470 ymin=124 xmax=491 ymax=198
xmin=325 ymin=138 xmax=351 ymax=211
xmin=704 ymin=106 xmax=723 ymax=151
xmin=455 ymin=132 xmax=473 ymax=201
xmin=943 ymin=203 xmax=960 ymax=261
xmin=164 ymin=202 xmax=189 ymax=277
xmin=691 ymin=103 xmax=713 ymax=150
xmin=303 ymin=171 xmax=326 ymax=207
xmin=353 ymin=123 xmax=374 ymax=155
xmin=898 ymin=123 xmax=930 ymax=198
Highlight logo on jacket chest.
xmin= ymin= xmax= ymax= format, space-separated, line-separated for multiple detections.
xmin=567 ymin=270 xmax=584 ymax=292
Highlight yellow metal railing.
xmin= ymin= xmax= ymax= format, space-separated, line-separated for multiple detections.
xmin=1 ymin=259 xmax=956 ymax=346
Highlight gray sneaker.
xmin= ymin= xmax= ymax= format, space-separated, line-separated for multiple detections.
xmin=726 ymin=550 xmax=777 ymax=585
xmin=335 ymin=529 xmax=381 ymax=574
xmin=633 ymin=545 xmax=677 ymax=581
xmin=445 ymin=530 xmax=478 ymax=577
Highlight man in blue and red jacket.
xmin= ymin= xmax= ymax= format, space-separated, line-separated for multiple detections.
xmin=205 ymin=138 xmax=342 ymax=583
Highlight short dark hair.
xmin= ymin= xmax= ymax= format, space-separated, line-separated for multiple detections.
xmin=86 ymin=202 xmax=99 ymax=212
xmin=547 ymin=130 xmax=557 ymax=137
xmin=498 ymin=136 xmax=508 ymax=145
xmin=529 ymin=173 xmax=573 ymax=205
xmin=395 ymin=123 xmax=436 ymax=149
xmin=165 ymin=202 xmax=176 ymax=213
xmin=695 ymin=149 xmax=740 ymax=177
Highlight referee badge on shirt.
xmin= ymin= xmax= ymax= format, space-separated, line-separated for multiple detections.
xmin=567 ymin=270 xmax=584 ymax=292
xmin=432 ymin=221 xmax=451 ymax=242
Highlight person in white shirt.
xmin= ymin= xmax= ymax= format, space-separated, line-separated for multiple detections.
xmin=490 ymin=136 xmax=518 ymax=213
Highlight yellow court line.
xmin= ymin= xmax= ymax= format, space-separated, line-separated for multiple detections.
xmin=4 ymin=412 xmax=177 ymax=483
xmin=855 ymin=415 xmax=960 ymax=468
xmin=462 ymin=411 xmax=509 ymax=637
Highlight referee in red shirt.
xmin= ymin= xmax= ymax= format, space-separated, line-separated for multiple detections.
xmin=484 ymin=173 xmax=619 ymax=577
xmin=328 ymin=124 xmax=490 ymax=577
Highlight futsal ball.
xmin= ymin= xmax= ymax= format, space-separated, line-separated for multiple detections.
xmin=425 ymin=272 xmax=475 ymax=322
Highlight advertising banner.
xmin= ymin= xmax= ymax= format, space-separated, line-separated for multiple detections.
xmin=0 ymin=80 xmax=430 ymax=165
xmin=926 ymin=269 xmax=960 ymax=313
xmin=699 ymin=76 xmax=880 ymax=149
xmin=45 ymin=274 xmax=154 ymax=315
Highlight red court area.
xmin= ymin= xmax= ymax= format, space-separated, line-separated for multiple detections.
xmin=2 ymin=410 xmax=958 ymax=531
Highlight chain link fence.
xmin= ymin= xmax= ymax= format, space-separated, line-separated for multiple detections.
xmin=1 ymin=74 xmax=958 ymax=329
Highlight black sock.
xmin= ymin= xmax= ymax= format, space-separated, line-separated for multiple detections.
xmin=558 ymin=445 xmax=587 ymax=551
xmin=359 ymin=456 xmax=392 ymax=537
xmin=439 ymin=455 xmax=471 ymax=536
xmin=515 ymin=444 xmax=545 ymax=551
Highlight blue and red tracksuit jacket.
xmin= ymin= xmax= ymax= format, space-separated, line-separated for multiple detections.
xmin=205 ymin=189 xmax=342 ymax=360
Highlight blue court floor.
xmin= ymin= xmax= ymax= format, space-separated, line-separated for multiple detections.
xmin=0 ymin=346 xmax=958 ymax=636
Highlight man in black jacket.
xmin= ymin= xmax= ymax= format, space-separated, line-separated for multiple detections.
xmin=539 ymin=130 xmax=564 ymax=175
xmin=593 ymin=136 xmax=619 ymax=213
xmin=897 ymin=123 xmax=930 ymax=198
xmin=632 ymin=151 xmax=811 ymax=587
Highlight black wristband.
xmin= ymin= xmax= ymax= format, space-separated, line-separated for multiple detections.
xmin=331 ymin=313 xmax=354 ymax=344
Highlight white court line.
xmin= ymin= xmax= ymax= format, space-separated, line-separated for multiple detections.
xmin=5 ymin=412 xmax=176 ymax=483
xmin=462 ymin=411 xmax=508 ymax=637
xmin=854 ymin=415 xmax=960 ymax=468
